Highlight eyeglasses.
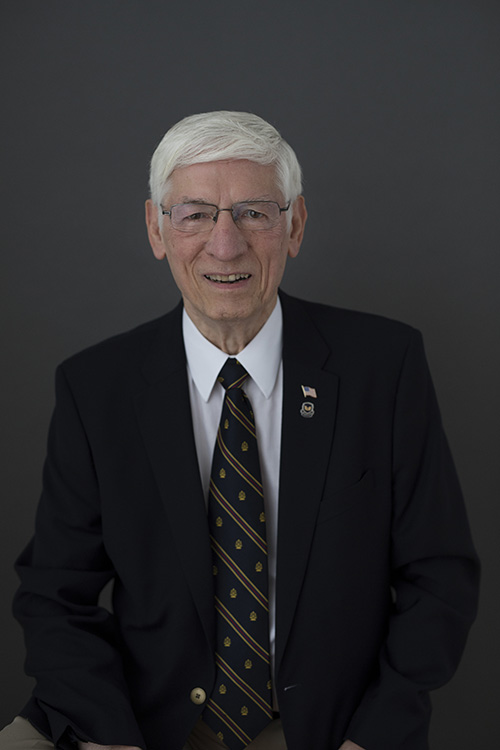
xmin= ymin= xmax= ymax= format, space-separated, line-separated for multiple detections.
xmin=160 ymin=200 xmax=290 ymax=233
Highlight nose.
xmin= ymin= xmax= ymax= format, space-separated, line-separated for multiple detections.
xmin=204 ymin=210 xmax=247 ymax=260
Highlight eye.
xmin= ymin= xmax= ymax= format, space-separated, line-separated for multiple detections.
xmin=238 ymin=206 xmax=270 ymax=222
xmin=233 ymin=202 xmax=280 ymax=231
xmin=244 ymin=209 xmax=266 ymax=220
xmin=184 ymin=211 xmax=212 ymax=221
xmin=174 ymin=203 xmax=217 ymax=225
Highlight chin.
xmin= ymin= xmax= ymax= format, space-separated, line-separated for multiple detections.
xmin=206 ymin=300 xmax=253 ymax=320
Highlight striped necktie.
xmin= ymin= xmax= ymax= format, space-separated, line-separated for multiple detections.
xmin=203 ymin=358 xmax=273 ymax=749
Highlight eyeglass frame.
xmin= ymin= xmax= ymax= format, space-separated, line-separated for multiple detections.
xmin=160 ymin=200 xmax=291 ymax=232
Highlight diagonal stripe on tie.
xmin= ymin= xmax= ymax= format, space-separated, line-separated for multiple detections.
xmin=216 ymin=430 xmax=263 ymax=496
xmin=209 ymin=480 xmax=267 ymax=554
xmin=215 ymin=598 xmax=270 ymax=662
xmin=215 ymin=654 xmax=273 ymax=715
xmin=210 ymin=537 xmax=268 ymax=611
xmin=225 ymin=370 xmax=248 ymax=390
xmin=204 ymin=358 xmax=272 ymax=749
xmin=206 ymin=700 xmax=252 ymax=746
xmin=225 ymin=396 xmax=256 ymax=437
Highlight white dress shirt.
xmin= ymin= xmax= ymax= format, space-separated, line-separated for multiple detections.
xmin=182 ymin=300 xmax=283 ymax=680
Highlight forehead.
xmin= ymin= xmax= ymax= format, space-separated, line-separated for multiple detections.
xmin=165 ymin=159 xmax=280 ymax=202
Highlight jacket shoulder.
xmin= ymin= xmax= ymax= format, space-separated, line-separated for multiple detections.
xmin=59 ymin=304 xmax=182 ymax=384
xmin=282 ymin=292 xmax=419 ymax=348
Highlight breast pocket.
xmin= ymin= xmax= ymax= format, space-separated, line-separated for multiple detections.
xmin=316 ymin=469 xmax=375 ymax=525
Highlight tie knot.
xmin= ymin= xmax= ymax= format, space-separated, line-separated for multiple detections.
xmin=218 ymin=358 xmax=248 ymax=391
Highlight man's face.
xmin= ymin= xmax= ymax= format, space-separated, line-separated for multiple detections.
xmin=145 ymin=159 xmax=306 ymax=346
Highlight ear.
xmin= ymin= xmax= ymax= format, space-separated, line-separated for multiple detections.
xmin=145 ymin=199 xmax=167 ymax=260
xmin=287 ymin=195 xmax=307 ymax=258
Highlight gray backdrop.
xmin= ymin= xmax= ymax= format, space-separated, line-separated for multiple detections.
xmin=1 ymin=1 xmax=498 ymax=747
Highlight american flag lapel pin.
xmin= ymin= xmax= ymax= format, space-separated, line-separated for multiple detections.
xmin=300 ymin=385 xmax=317 ymax=418
xmin=301 ymin=385 xmax=317 ymax=399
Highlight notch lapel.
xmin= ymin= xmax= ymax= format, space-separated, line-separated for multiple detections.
xmin=134 ymin=305 xmax=214 ymax=647
xmin=275 ymin=293 xmax=339 ymax=675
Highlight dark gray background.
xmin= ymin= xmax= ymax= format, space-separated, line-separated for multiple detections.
xmin=1 ymin=1 xmax=498 ymax=746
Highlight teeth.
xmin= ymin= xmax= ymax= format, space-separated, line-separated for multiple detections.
xmin=206 ymin=273 xmax=250 ymax=283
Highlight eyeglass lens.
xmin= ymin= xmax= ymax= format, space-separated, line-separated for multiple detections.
xmin=170 ymin=201 xmax=283 ymax=232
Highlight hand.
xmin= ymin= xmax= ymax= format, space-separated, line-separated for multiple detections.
xmin=339 ymin=742 xmax=365 ymax=750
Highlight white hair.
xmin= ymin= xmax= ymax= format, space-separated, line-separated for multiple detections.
xmin=149 ymin=111 xmax=303 ymax=211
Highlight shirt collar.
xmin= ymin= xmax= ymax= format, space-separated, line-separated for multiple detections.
xmin=183 ymin=299 xmax=283 ymax=402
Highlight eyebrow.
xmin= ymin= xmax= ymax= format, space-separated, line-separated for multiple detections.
xmin=177 ymin=198 xmax=214 ymax=205
xmin=175 ymin=195 xmax=277 ymax=205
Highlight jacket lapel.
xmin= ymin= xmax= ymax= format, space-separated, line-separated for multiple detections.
xmin=134 ymin=304 xmax=215 ymax=647
xmin=275 ymin=293 xmax=339 ymax=675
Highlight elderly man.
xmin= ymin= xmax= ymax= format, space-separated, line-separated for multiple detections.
xmin=2 ymin=111 xmax=479 ymax=750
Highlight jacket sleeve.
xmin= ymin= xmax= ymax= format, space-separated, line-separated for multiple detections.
xmin=345 ymin=330 xmax=480 ymax=750
xmin=13 ymin=364 xmax=147 ymax=750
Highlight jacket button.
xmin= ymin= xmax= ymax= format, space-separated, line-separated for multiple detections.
xmin=190 ymin=687 xmax=207 ymax=705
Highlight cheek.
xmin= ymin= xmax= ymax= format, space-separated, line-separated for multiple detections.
xmin=162 ymin=254 xmax=194 ymax=296
xmin=265 ymin=247 xmax=289 ymax=279
xmin=165 ymin=244 xmax=198 ymax=276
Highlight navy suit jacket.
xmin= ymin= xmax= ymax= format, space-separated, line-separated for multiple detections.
xmin=14 ymin=292 xmax=479 ymax=750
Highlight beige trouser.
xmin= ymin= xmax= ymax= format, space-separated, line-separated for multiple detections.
xmin=0 ymin=717 xmax=53 ymax=749
xmin=0 ymin=716 xmax=287 ymax=750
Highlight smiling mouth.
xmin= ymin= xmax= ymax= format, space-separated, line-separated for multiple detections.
xmin=205 ymin=273 xmax=251 ymax=284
